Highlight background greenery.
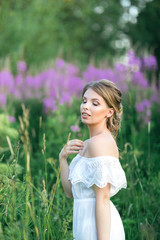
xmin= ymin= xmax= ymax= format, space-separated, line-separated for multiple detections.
xmin=1 ymin=0 xmax=160 ymax=74
xmin=0 ymin=93 xmax=160 ymax=239
xmin=0 ymin=0 xmax=160 ymax=239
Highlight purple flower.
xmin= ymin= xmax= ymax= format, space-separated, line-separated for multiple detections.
xmin=67 ymin=77 xmax=83 ymax=96
xmin=56 ymin=59 xmax=65 ymax=69
xmin=32 ymin=75 xmax=43 ymax=90
xmin=0 ymin=94 xmax=6 ymax=108
xmin=82 ymin=65 xmax=98 ymax=82
xmin=82 ymin=66 xmax=116 ymax=87
xmin=17 ymin=61 xmax=27 ymax=73
xmin=46 ymin=68 xmax=56 ymax=80
xmin=128 ymin=50 xmax=142 ymax=69
xmin=104 ymin=69 xmax=116 ymax=83
xmin=70 ymin=125 xmax=80 ymax=132
xmin=114 ymin=64 xmax=128 ymax=92
xmin=15 ymin=74 xmax=23 ymax=86
xmin=43 ymin=98 xmax=57 ymax=112
xmin=43 ymin=97 xmax=54 ymax=109
xmin=151 ymin=91 xmax=160 ymax=105
xmin=60 ymin=92 xmax=72 ymax=105
xmin=143 ymin=56 xmax=157 ymax=70
xmin=66 ymin=63 xmax=79 ymax=76
xmin=13 ymin=89 xmax=22 ymax=99
xmin=0 ymin=53 xmax=158 ymax=118
xmin=132 ymin=72 xmax=148 ymax=88
xmin=7 ymin=115 xmax=16 ymax=123
xmin=26 ymin=75 xmax=34 ymax=87
xmin=136 ymin=99 xmax=150 ymax=112
xmin=136 ymin=99 xmax=152 ymax=123
xmin=0 ymin=70 xmax=14 ymax=93
xmin=115 ymin=63 xmax=127 ymax=73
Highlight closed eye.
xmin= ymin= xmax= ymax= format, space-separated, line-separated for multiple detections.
xmin=82 ymin=99 xmax=99 ymax=106
xmin=93 ymin=102 xmax=98 ymax=106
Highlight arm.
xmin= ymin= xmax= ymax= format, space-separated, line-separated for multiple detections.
xmin=59 ymin=156 xmax=73 ymax=198
xmin=59 ymin=139 xmax=84 ymax=198
xmin=87 ymin=135 xmax=118 ymax=239
xmin=94 ymin=183 xmax=111 ymax=240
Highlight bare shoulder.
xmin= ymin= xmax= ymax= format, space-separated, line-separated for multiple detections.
xmin=87 ymin=133 xmax=119 ymax=158
xmin=78 ymin=138 xmax=89 ymax=156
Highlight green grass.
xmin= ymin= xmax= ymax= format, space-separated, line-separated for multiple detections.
xmin=0 ymin=98 xmax=160 ymax=240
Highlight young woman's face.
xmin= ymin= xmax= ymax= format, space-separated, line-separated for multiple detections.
xmin=80 ymin=88 xmax=112 ymax=126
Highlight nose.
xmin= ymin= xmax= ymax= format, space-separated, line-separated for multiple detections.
xmin=83 ymin=103 xmax=89 ymax=110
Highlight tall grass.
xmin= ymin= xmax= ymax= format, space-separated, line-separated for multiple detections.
xmin=0 ymin=105 xmax=73 ymax=239
xmin=0 ymin=99 xmax=160 ymax=239
xmin=0 ymin=50 xmax=159 ymax=239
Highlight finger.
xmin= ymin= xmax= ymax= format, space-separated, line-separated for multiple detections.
xmin=74 ymin=139 xmax=84 ymax=143
xmin=68 ymin=150 xmax=81 ymax=154
xmin=67 ymin=144 xmax=84 ymax=149
xmin=65 ymin=146 xmax=83 ymax=153
xmin=69 ymin=139 xmax=84 ymax=144
xmin=68 ymin=140 xmax=84 ymax=147
xmin=68 ymin=146 xmax=83 ymax=151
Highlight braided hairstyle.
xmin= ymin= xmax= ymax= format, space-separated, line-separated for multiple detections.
xmin=81 ymin=79 xmax=123 ymax=139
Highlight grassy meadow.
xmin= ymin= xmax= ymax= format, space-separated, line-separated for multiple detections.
xmin=0 ymin=52 xmax=160 ymax=239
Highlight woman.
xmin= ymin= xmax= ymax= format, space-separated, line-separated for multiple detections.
xmin=59 ymin=79 xmax=127 ymax=240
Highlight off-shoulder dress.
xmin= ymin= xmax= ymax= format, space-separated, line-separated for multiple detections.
xmin=68 ymin=154 xmax=127 ymax=240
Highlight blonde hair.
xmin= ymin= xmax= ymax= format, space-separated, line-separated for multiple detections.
xmin=81 ymin=79 xmax=123 ymax=139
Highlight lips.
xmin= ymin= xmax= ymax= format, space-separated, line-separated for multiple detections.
xmin=82 ymin=112 xmax=91 ymax=116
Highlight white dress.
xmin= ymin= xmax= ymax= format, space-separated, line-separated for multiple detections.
xmin=68 ymin=154 xmax=127 ymax=240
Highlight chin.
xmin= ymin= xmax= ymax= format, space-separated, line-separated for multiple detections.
xmin=82 ymin=120 xmax=94 ymax=126
xmin=81 ymin=119 xmax=87 ymax=123
xmin=81 ymin=118 xmax=89 ymax=124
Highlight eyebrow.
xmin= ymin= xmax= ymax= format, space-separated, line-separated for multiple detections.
xmin=82 ymin=96 xmax=100 ymax=101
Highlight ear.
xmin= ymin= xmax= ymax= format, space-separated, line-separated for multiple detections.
xmin=106 ymin=107 xmax=114 ymax=118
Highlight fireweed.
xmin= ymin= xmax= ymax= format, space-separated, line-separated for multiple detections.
xmin=0 ymin=50 xmax=159 ymax=124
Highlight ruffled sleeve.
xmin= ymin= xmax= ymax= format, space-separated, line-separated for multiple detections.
xmin=68 ymin=154 xmax=127 ymax=197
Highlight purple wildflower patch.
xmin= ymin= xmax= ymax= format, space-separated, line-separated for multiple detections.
xmin=70 ymin=125 xmax=80 ymax=132
xmin=0 ymin=50 xmax=159 ymax=125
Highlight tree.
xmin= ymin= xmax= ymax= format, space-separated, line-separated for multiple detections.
xmin=125 ymin=0 xmax=160 ymax=86
xmin=0 ymin=0 xmax=124 ymax=67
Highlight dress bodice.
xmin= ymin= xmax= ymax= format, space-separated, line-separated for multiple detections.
xmin=68 ymin=154 xmax=127 ymax=240
xmin=68 ymin=154 xmax=127 ymax=199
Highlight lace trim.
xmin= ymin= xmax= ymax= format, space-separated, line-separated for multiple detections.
xmin=68 ymin=154 xmax=127 ymax=197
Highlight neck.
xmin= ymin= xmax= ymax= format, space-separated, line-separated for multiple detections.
xmin=87 ymin=123 xmax=110 ymax=138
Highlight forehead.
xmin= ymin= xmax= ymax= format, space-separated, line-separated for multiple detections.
xmin=83 ymin=88 xmax=104 ymax=102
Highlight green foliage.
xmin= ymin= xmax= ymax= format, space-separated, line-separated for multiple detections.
xmin=0 ymin=0 xmax=124 ymax=69
xmin=125 ymin=0 xmax=160 ymax=83
xmin=0 ymin=94 xmax=160 ymax=239
xmin=44 ymin=97 xmax=87 ymax=158
xmin=0 ymin=114 xmax=18 ymax=147
xmin=13 ymin=99 xmax=45 ymax=154
xmin=0 ymin=163 xmax=22 ymax=176
xmin=126 ymin=0 xmax=160 ymax=53
xmin=0 ymin=0 xmax=160 ymax=238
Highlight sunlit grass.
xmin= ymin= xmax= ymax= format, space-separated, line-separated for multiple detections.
xmin=0 ymin=100 xmax=159 ymax=239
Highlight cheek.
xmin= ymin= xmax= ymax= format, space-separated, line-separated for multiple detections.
xmin=93 ymin=107 xmax=107 ymax=117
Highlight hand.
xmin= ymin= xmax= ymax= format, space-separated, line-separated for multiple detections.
xmin=59 ymin=139 xmax=84 ymax=161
